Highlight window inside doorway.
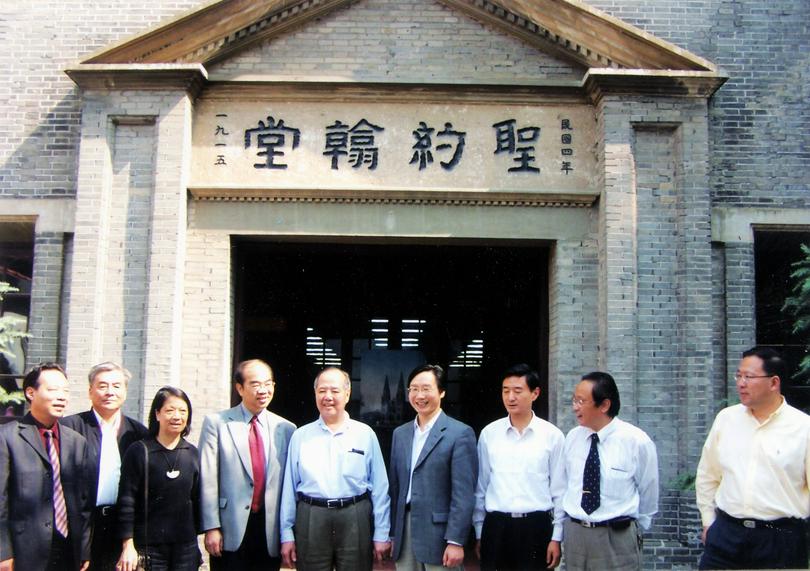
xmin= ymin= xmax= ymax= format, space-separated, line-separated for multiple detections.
xmin=754 ymin=229 xmax=810 ymax=408
xmin=233 ymin=241 xmax=548 ymax=457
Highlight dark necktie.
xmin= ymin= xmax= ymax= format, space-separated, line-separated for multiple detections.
xmin=248 ymin=415 xmax=266 ymax=513
xmin=44 ymin=430 xmax=70 ymax=537
xmin=581 ymin=433 xmax=601 ymax=515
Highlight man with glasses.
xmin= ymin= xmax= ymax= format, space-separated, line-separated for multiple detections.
xmin=696 ymin=346 xmax=810 ymax=569
xmin=474 ymin=363 xmax=565 ymax=570
xmin=389 ymin=364 xmax=477 ymax=571
xmin=199 ymin=359 xmax=296 ymax=571
xmin=561 ymin=371 xmax=658 ymax=571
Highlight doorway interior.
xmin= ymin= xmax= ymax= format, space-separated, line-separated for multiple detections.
xmin=233 ymin=239 xmax=548 ymax=457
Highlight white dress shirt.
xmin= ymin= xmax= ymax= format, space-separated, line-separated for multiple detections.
xmin=406 ymin=410 xmax=440 ymax=503
xmin=280 ymin=414 xmax=391 ymax=542
xmin=696 ymin=399 xmax=810 ymax=527
xmin=562 ymin=417 xmax=659 ymax=530
xmin=474 ymin=413 xmax=566 ymax=541
xmin=94 ymin=409 xmax=122 ymax=506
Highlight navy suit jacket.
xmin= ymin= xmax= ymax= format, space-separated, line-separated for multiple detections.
xmin=0 ymin=414 xmax=93 ymax=571
xmin=61 ymin=409 xmax=148 ymax=504
xmin=389 ymin=411 xmax=478 ymax=565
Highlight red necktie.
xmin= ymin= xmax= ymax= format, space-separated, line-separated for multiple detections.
xmin=44 ymin=430 xmax=69 ymax=537
xmin=248 ymin=416 xmax=266 ymax=513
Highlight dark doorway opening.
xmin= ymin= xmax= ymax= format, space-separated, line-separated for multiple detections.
xmin=233 ymin=240 xmax=548 ymax=457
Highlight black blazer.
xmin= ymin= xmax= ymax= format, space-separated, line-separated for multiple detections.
xmin=0 ymin=413 xmax=93 ymax=571
xmin=61 ymin=410 xmax=148 ymax=503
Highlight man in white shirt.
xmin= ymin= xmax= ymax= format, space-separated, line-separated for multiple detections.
xmin=389 ymin=364 xmax=477 ymax=571
xmin=280 ymin=367 xmax=391 ymax=571
xmin=61 ymin=362 xmax=148 ymax=571
xmin=696 ymin=346 xmax=810 ymax=570
xmin=474 ymin=363 xmax=565 ymax=570
xmin=561 ymin=371 xmax=658 ymax=571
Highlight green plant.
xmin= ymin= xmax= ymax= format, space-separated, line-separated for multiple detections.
xmin=670 ymin=472 xmax=696 ymax=491
xmin=783 ymin=244 xmax=810 ymax=382
xmin=0 ymin=281 xmax=28 ymax=407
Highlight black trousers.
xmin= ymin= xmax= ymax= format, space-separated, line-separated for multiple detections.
xmin=699 ymin=510 xmax=808 ymax=570
xmin=141 ymin=540 xmax=201 ymax=571
xmin=47 ymin=531 xmax=76 ymax=571
xmin=88 ymin=506 xmax=120 ymax=571
xmin=209 ymin=509 xmax=281 ymax=571
xmin=480 ymin=510 xmax=553 ymax=571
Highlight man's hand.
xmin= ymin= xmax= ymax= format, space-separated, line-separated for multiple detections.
xmin=79 ymin=561 xmax=90 ymax=571
xmin=546 ymin=540 xmax=561 ymax=568
xmin=281 ymin=541 xmax=297 ymax=569
xmin=475 ymin=540 xmax=481 ymax=560
xmin=373 ymin=541 xmax=391 ymax=561
xmin=443 ymin=544 xmax=465 ymax=567
xmin=204 ymin=528 xmax=224 ymax=557
xmin=0 ymin=558 xmax=14 ymax=571
xmin=117 ymin=538 xmax=139 ymax=571
xmin=701 ymin=525 xmax=711 ymax=545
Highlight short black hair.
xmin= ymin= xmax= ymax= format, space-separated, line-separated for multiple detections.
xmin=22 ymin=362 xmax=66 ymax=402
xmin=147 ymin=386 xmax=193 ymax=438
xmin=234 ymin=359 xmax=273 ymax=386
xmin=502 ymin=363 xmax=540 ymax=391
xmin=581 ymin=371 xmax=621 ymax=417
xmin=408 ymin=364 xmax=445 ymax=392
xmin=742 ymin=346 xmax=787 ymax=384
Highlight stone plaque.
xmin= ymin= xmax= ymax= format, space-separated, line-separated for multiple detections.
xmin=192 ymin=100 xmax=597 ymax=195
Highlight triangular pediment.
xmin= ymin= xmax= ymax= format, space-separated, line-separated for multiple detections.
xmin=78 ymin=0 xmax=717 ymax=72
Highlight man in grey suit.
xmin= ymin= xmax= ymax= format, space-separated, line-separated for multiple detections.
xmin=199 ymin=359 xmax=296 ymax=571
xmin=389 ymin=364 xmax=478 ymax=571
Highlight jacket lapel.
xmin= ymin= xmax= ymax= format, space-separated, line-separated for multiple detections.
xmin=413 ymin=411 xmax=447 ymax=471
xmin=19 ymin=416 xmax=49 ymax=464
xmin=225 ymin=407 xmax=254 ymax=480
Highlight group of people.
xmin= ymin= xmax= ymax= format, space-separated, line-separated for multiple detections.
xmin=0 ymin=346 xmax=808 ymax=571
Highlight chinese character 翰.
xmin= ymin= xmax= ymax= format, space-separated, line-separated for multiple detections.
xmin=323 ymin=119 xmax=384 ymax=170
xmin=492 ymin=119 xmax=540 ymax=173
xmin=244 ymin=116 xmax=301 ymax=169
xmin=409 ymin=121 xmax=466 ymax=171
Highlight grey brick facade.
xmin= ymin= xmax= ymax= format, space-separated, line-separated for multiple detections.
xmin=1 ymin=0 xmax=808 ymax=568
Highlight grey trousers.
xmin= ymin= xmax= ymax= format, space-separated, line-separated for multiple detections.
xmin=395 ymin=512 xmax=464 ymax=571
xmin=295 ymin=498 xmax=374 ymax=571
xmin=562 ymin=519 xmax=642 ymax=571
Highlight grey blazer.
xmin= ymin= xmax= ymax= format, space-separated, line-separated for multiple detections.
xmin=0 ymin=414 xmax=92 ymax=571
xmin=199 ymin=405 xmax=295 ymax=555
xmin=389 ymin=411 xmax=478 ymax=565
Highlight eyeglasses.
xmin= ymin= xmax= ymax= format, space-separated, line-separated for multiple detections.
xmin=408 ymin=386 xmax=437 ymax=395
xmin=734 ymin=374 xmax=773 ymax=383
xmin=571 ymin=397 xmax=593 ymax=407
xmin=246 ymin=381 xmax=275 ymax=391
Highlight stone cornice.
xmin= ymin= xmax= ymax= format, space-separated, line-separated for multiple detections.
xmin=64 ymin=64 xmax=208 ymax=96
xmin=189 ymin=187 xmax=598 ymax=207
xmin=584 ymin=69 xmax=728 ymax=102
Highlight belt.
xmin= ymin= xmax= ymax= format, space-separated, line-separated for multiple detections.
xmin=490 ymin=510 xmax=552 ymax=519
xmin=298 ymin=491 xmax=370 ymax=509
xmin=95 ymin=505 xmax=116 ymax=517
xmin=570 ymin=516 xmax=635 ymax=530
xmin=717 ymin=509 xmax=803 ymax=531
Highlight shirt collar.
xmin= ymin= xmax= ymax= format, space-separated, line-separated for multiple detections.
xmin=506 ymin=412 xmax=538 ymax=436
xmin=318 ymin=412 xmax=350 ymax=434
xmin=593 ymin=417 xmax=619 ymax=440
xmin=745 ymin=395 xmax=786 ymax=426
xmin=93 ymin=408 xmax=122 ymax=431
xmin=413 ymin=409 xmax=442 ymax=434
xmin=239 ymin=403 xmax=266 ymax=425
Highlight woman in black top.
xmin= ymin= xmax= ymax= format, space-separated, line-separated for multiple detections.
xmin=116 ymin=386 xmax=201 ymax=571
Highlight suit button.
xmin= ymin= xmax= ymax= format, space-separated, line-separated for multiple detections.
xmin=249 ymin=482 xmax=253 ymax=487
xmin=245 ymin=506 xmax=250 ymax=510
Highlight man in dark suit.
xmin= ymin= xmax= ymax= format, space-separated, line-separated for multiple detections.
xmin=199 ymin=359 xmax=296 ymax=571
xmin=389 ymin=364 xmax=478 ymax=571
xmin=0 ymin=362 xmax=92 ymax=571
xmin=61 ymin=362 xmax=148 ymax=571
